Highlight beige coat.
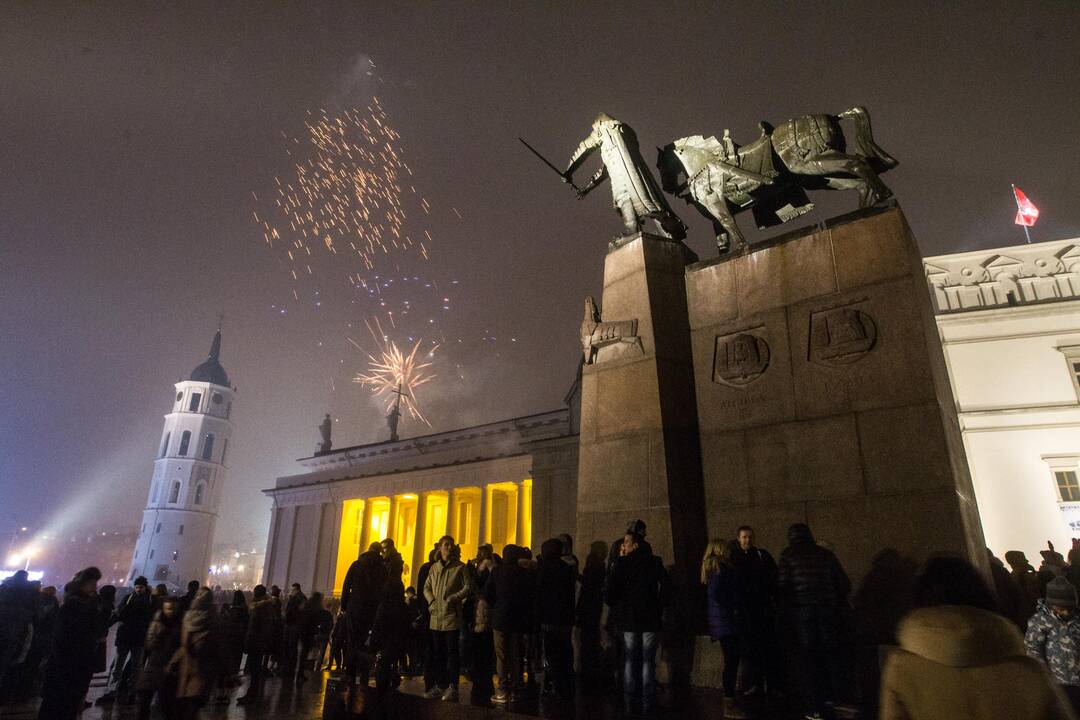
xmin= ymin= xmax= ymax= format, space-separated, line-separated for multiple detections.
xmin=423 ymin=558 xmax=472 ymax=632
xmin=880 ymin=604 xmax=1076 ymax=720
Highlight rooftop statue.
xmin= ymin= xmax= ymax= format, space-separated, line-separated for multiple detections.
xmin=658 ymin=106 xmax=898 ymax=254
xmin=317 ymin=413 xmax=332 ymax=454
xmin=560 ymin=113 xmax=687 ymax=241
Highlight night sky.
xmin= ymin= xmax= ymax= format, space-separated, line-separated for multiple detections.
xmin=3 ymin=3 xmax=1079 ymax=553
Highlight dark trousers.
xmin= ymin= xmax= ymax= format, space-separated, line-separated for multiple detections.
xmin=470 ymin=631 xmax=495 ymax=700
xmin=790 ymin=607 xmax=842 ymax=713
xmin=242 ymin=652 xmax=264 ymax=699
xmin=718 ymin=635 xmax=741 ymax=698
xmin=282 ymin=625 xmax=301 ymax=675
xmin=418 ymin=628 xmax=436 ymax=690
xmin=542 ymin=626 xmax=574 ymax=697
xmin=493 ymin=631 xmax=523 ymax=693
xmin=109 ymin=643 xmax=144 ymax=699
xmin=431 ymin=630 xmax=460 ymax=689
xmin=37 ymin=671 xmax=92 ymax=720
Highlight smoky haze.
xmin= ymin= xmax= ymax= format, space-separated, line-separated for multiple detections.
xmin=1 ymin=2 xmax=1078 ymax=551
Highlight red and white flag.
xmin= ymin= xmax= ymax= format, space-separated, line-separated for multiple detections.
xmin=1013 ymin=186 xmax=1040 ymax=227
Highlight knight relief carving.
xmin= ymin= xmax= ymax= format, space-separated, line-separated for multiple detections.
xmin=713 ymin=332 xmax=770 ymax=386
xmin=581 ymin=296 xmax=644 ymax=365
xmin=808 ymin=305 xmax=877 ymax=366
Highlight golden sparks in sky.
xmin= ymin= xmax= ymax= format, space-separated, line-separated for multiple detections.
xmin=350 ymin=319 xmax=437 ymax=426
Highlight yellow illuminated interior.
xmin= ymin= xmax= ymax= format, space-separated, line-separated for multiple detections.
xmin=518 ymin=479 xmax=532 ymax=550
xmin=451 ymin=488 xmax=482 ymax=562
xmin=333 ymin=499 xmax=365 ymax=595
xmin=393 ymin=494 xmax=418 ymax=583
xmin=485 ymin=482 xmax=519 ymax=551
xmin=364 ymin=497 xmax=390 ymax=549
xmin=422 ymin=492 xmax=449 ymax=558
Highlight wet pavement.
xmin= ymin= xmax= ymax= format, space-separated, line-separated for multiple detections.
xmin=1 ymin=669 xmax=809 ymax=720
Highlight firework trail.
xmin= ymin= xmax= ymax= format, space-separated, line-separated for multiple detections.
xmin=254 ymin=97 xmax=432 ymax=298
xmin=350 ymin=318 xmax=437 ymax=426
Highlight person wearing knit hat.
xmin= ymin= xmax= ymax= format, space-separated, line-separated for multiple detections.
xmin=1025 ymin=576 xmax=1080 ymax=711
xmin=1047 ymin=578 xmax=1078 ymax=612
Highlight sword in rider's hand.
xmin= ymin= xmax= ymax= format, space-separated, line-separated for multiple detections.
xmin=519 ymin=137 xmax=581 ymax=193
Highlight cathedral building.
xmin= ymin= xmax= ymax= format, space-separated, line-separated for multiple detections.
xmin=128 ymin=330 xmax=235 ymax=589
xmin=262 ymin=385 xmax=580 ymax=592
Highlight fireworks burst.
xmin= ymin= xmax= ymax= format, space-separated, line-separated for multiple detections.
xmin=254 ymin=96 xmax=432 ymax=301
xmin=350 ymin=319 xmax=437 ymax=426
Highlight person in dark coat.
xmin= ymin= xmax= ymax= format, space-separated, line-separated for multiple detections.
xmin=468 ymin=545 xmax=497 ymax=703
xmin=37 ymin=567 xmax=101 ymax=720
xmin=100 ymin=576 xmax=154 ymax=705
xmin=729 ymin=525 xmax=779 ymax=697
xmin=94 ymin=584 xmax=117 ymax=677
xmin=266 ymin=586 xmax=284 ymax=674
xmin=179 ymin=580 xmax=200 ymax=616
xmin=485 ymin=544 xmax=536 ymax=704
xmin=1007 ymin=550 xmax=1042 ymax=627
xmin=575 ymin=541 xmax=609 ymax=683
xmin=369 ymin=557 xmax=411 ymax=693
xmin=296 ymin=592 xmax=332 ymax=682
xmin=605 ymin=532 xmax=670 ymax=715
xmin=777 ymin=522 xmax=852 ymax=719
xmin=0 ymin=569 xmax=38 ymax=697
xmin=281 ymin=583 xmax=307 ymax=682
xmin=989 ymin=549 xmax=1027 ymax=630
xmin=237 ymin=585 xmax=274 ymax=705
xmin=212 ymin=591 xmax=248 ymax=705
xmin=414 ymin=546 xmax=439 ymax=693
xmin=340 ymin=543 xmax=388 ymax=682
xmin=536 ymin=538 xmax=576 ymax=702
xmin=701 ymin=539 xmax=745 ymax=717
xmin=136 ymin=596 xmax=182 ymax=720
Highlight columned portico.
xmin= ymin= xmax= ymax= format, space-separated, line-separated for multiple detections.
xmin=263 ymin=409 xmax=578 ymax=593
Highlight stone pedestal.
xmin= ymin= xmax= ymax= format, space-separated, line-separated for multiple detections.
xmin=684 ymin=205 xmax=986 ymax=582
xmin=576 ymin=233 xmax=707 ymax=577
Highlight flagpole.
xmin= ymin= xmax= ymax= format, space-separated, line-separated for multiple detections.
xmin=1012 ymin=183 xmax=1032 ymax=244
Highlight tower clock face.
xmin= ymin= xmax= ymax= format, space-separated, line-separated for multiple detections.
xmin=212 ymin=393 xmax=224 ymax=404
xmin=176 ymin=392 xmax=183 ymax=401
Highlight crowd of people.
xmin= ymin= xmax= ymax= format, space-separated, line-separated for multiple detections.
xmin=4 ymin=523 xmax=1080 ymax=719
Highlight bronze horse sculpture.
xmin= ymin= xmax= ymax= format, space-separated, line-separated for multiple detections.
xmin=658 ymin=106 xmax=898 ymax=253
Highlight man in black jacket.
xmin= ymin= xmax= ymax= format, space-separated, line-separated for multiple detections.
xmin=777 ymin=523 xmax=851 ymax=719
xmin=38 ymin=567 xmax=102 ymax=720
xmin=605 ymin=532 xmax=670 ymax=715
xmin=282 ymin=582 xmax=307 ymax=682
xmin=340 ymin=543 xmax=387 ymax=682
xmin=98 ymin=576 xmax=153 ymax=705
xmin=731 ymin=525 xmax=779 ymax=697
xmin=536 ymin=538 xmax=576 ymax=701
xmin=485 ymin=545 xmax=536 ymax=705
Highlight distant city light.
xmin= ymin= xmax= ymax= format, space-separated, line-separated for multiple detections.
xmin=0 ymin=570 xmax=43 ymax=582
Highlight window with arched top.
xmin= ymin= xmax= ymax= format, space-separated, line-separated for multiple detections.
xmin=201 ymin=433 xmax=215 ymax=461
xmin=194 ymin=483 xmax=205 ymax=505
xmin=160 ymin=432 xmax=171 ymax=458
xmin=178 ymin=431 xmax=191 ymax=456
xmin=169 ymin=481 xmax=181 ymax=504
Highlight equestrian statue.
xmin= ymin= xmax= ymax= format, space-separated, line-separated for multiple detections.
xmin=658 ymin=106 xmax=898 ymax=253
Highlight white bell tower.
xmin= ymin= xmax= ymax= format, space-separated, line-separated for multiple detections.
xmin=129 ymin=329 xmax=235 ymax=589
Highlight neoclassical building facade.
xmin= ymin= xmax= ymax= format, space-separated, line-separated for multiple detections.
xmin=262 ymin=404 xmax=579 ymax=592
xmin=925 ymin=237 xmax=1080 ymax=559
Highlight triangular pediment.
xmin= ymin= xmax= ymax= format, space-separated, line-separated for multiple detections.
xmin=1056 ymin=244 xmax=1080 ymax=261
xmin=924 ymin=262 xmax=950 ymax=277
xmin=982 ymin=254 xmax=1023 ymax=269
